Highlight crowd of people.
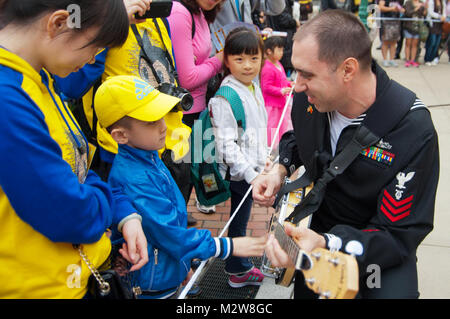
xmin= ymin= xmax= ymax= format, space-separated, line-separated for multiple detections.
xmin=0 ymin=0 xmax=441 ymax=300
xmin=377 ymin=0 xmax=449 ymax=67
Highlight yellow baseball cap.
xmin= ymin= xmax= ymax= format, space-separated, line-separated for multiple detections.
xmin=94 ymin=75 xmax=181 ymax=128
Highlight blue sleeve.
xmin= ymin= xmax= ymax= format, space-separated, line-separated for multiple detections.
xmin=0 ymin=83 xmax=118 ymax=244
xmin=111 ymin=186 xmax=137 ymax=228
xmin=53 ymin=49 xmax=108 ymax=99
xmin=113 ymin=173 xmax=224 ymax=264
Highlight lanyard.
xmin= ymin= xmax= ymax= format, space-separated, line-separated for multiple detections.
xmin=235 ymin=0 xmax=243 ymax=21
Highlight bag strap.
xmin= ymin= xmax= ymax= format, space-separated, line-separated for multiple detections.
xmin=214 ymin=86 xmax=246 ymax=130
xmin=90 ymin=78 xmax=102 ymax=141
xmin=176 ymin=0 xmax=196 ymax=38
xmin=131 ymin=24 xmax=163 ymax=84
xmin=285 ymin=125 xmax=379 ymax=224
xmin=214 ymin=86 xmax=246 ymax=181
xmin=131 ymin=21 xmax=179 ymax=84
xmin=284 ymin=77 xmax=416 ymax=225
xmin=73 ymin=244 xmax=111 ymax=296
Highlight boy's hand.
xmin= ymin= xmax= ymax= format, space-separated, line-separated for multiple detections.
xmin=182 ymin=268 xmax=194 ymax=286
xmin=232 ymin=235 xmax=268 ymax=257
xmin=120 ymin=218 xmax=149 ymax=271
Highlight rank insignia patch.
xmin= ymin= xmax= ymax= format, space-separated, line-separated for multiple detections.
xmin=307 ymin=105 xmax=313 ymax=114
xmin=380 ymin=189 xmax=414 ymax=222
xmin=361 ymin=146 xmax=395 ymax=166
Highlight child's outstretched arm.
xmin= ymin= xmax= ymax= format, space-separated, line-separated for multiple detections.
xmin=232 ymin=235 xmax=268 ymax=257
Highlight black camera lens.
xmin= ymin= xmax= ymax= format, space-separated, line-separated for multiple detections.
xmin=178 ymin=93 xmax=194 ymax=112
xmin=158 ymin=83 xmax=193 ymax=112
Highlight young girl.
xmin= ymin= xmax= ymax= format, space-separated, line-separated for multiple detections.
xmin=403 ymin=0 xmax=427 ymax=67
xmin=261 ymin=36 xmax=293 ymax=147
xmin=209 ymin=27 xmax=268 ymax=288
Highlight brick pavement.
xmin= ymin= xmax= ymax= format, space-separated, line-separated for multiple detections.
xmin=187 ymin=190 xmax=275 ymax=237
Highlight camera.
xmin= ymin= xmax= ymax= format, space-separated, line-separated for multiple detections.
xmin=158 ymin=83 xmax=193 ymax=112
xmin=135 ymin=0 xmax=173 ymax=19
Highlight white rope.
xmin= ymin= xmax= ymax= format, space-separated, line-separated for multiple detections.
xmin=178 ymin=76 xmax=297 ymax=299
xmin=368 ymin=16 xmax=442 ymax=22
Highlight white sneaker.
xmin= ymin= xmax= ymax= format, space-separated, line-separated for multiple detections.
xmin=196 ymin=199 xmax=216 ymax=214
xmin=382 ymin=60 xmax=390 ymax=67
xmin=389 ymin=60 xmax=398 ymax=67
xmin=425 ymin=62 xmax=432 ymax=66
xmin=431 ymin=57 xmax=439 ymax=66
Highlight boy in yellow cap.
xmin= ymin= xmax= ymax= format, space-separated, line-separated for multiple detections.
xmin=94 ymin=75 xmax=266 ymax=299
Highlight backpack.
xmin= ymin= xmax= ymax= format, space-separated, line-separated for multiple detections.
xmin=190 ymin=86 xmax=246 ymax=206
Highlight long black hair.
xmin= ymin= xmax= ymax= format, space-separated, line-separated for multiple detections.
xmin=0 ymin=0 xmax=130 ymax=48
xmin=180 ymin=0 xmax=224 ymax=24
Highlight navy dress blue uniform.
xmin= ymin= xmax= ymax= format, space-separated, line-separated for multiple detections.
xmin=278 ymin=61 xmax=439 ymax=298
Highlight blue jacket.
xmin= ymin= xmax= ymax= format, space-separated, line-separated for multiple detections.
xmin=108 ymin=145 xmax=232 ymax=293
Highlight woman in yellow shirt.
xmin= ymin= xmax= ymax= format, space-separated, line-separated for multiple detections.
xmin=0 ymin=0 xmax=150 ymax=299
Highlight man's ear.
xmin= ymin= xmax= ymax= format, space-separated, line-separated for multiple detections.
xmin=110 ymin=127 xmax=129 ymax=145
xmin=46 ymin=10 xmax=71 ymax=39
xmin=340 ymin=57 xmax=359 ymax=83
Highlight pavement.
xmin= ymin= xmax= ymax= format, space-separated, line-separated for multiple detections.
xmin=188 ymin=35 xmax=450 ymax=299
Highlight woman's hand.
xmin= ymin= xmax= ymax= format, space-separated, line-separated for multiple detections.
xmin=124 ymin=0 xmax=152 ymax=24
xmin=120 ymin=218 xmax=149 ymax=271
xmin=214 ymin=50 xmax=224 ymax=64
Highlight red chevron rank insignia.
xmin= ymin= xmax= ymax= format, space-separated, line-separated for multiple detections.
xmin=380 ymin=189 xmax=414 ymax=222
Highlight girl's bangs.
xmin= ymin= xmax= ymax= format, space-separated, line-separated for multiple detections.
xmin=226 ymin=31 xmax=262 ymax=56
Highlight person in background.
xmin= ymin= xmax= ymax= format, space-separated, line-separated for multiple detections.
xmin=379 ymin=0 xmax=405 ymax=67
xmin=424 ymin=0 xmax=447 ymax=65
xmin=403 ymin=0 xmax=427 ymax=67
xmin=265 ymin=0 xmax=300 ymax=77
xmin=261 ymin=36 xmax=293 ymax=147
xmin=252 ymin=10 xmax=268 ymax=30
xmin=167 ymin=0 xmax=225 ymax=215
xmin=320 ymin=0 xmax=338 ymax=11
xmin=299 ymin=0 xmax=314 ymax=23
xmin=209 ymin=0 xmax=286 ymax=38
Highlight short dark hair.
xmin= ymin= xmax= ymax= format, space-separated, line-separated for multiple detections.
xmin=264 ymin=36 xmax=285 ymax=53
xmin=180 ymin=0 xmax=224 ymax=24
xmin=293 ymin=10 xmax=372 ymax=71
xmin=106 ymin=116 xmax=133 ymax=134
xmin=0 ymin=0 xmax=129 ymax=48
